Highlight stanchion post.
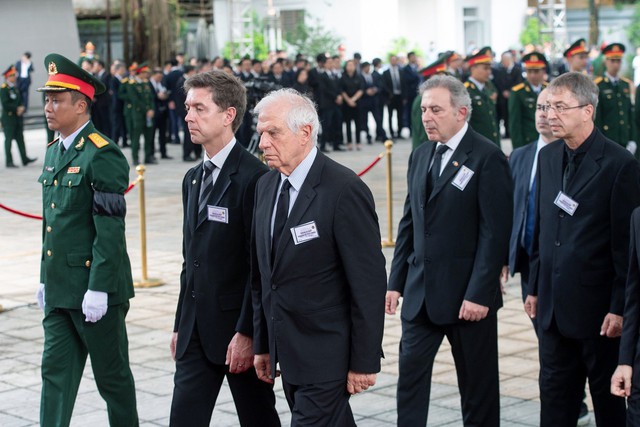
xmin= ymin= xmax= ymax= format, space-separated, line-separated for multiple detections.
xmin=134 ymin=165 xmax=164 ymax=288
xmin=381 ymin=140 xmax=395 ymax=248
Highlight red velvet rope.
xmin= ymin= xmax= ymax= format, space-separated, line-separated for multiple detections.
xmin=357 ymin=152 xmax=385 ymax=177
xmin=1 ymin=181 xmax=138 ymax=221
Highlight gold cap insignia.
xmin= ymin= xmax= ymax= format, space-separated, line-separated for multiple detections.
xmin=530 ymin=55 xmax=538 ymax=62
xmin=612 ymin=45 xmax=621 ymax=52
xmin=48 ymin=62 xmax=58 ymax=75
xmin=580 ymin=40 xmax=586 ymax=47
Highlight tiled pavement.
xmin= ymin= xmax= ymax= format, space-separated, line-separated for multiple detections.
xmin=0 ymin=128 xmax=592 ymax=426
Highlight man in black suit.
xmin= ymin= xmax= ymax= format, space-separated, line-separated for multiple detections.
xmin=91 ymin=60 xmax=112 ymax=137
xmin=163 ymin=56 xmax=185 ymax=144
xmin=172 ymin=66 xmax=200 ymax=161
xmin=612 ymin=207 xmax=640 ymax=424
xmin=506 ymin=88 xmax=553 ymax=308
xmin=402 ymin=52 xmax=421 ymax=134
xmin=386 ymin=74 xmax=513 ymax=426
xmin=15 ymin=51 xmax=34 ymax=111
xmin=110 ymin=62 xmax=128 ymax=147
xmin=371 ymin=58 xmax=387 ymax=142
xmin=525 ymin=72 xmax=640 ymax=427
xmin=251 ymin=89 xmax=387 ymax=425
xmin=169 ymin=71 xmax=279 ymax=427
xmin=382 ymin=55 xmax=405 ymax=139
xmin=308 ymin=53 xmax=341 ymax=152
xmin=149 ymin=68 xmax=171 ymax=159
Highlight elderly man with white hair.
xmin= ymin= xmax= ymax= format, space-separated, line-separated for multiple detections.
xmin=250 ymin=88 xmax=387 ymax=426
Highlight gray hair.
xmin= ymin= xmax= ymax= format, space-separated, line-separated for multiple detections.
xmin=254 ymin=88 xmax=320 ymax=143
xmin=547 ymin=72 xmax=599 ymax=113
xmin=419 ymin=74 xmax=473 ymax=121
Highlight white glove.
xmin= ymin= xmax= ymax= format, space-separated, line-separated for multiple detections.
xmin=82 ymin=290 xmax=108 ymax=323
xmin=36 ymin=283 xmax=45 ymax=311
xmin=627 ymin=141 xmax=637 ymax=155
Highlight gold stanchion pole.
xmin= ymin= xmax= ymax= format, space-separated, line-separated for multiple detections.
xmin=381 ymin=140 xmax=395 ymax=248
xmin=134 ymin=165 xmax=164 ymax=288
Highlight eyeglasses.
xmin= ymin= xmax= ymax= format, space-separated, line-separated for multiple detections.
xmin=543 ymin=104 xmax=589 ymax=114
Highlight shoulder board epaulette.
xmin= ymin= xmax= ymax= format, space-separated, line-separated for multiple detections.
xmin=122 ymin=77 xmax=128 ymax=83
xmin=1 ymin=83 xmax=6 ymax=89
xmin=129 ymin=79 xmax=136 ymax=84
xmin=47 ymin=137 xmax=60 ymax=147
xmin=621 ymin=76 xmax=633 ymax=85
xmin=464 ymin=81 xmax=471 ymax=88
xmin=512 ymin=83 xmax=525 ymax=92
xmin=594 ymin=76 xmax=604 ymax=85
xmin=542 ymin=81 xmax=548 ymax=87
xmin=88 ymin=133 xmax=109 ymax=148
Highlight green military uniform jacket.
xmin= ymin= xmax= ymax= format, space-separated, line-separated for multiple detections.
xmin=0 ymin=82 xmax=22 ymax=131
xmin=595 ymin=75 xmax=636 ymax=147
xmin=38 ymin=122 xmax=134 ymax=309
xmin=508 ymin=81 xmax=548 ymax=149
xmin=465 ymin=79 xmax=500 ymax=145
xmin=120 ymin=78 xmax=153 ymax=125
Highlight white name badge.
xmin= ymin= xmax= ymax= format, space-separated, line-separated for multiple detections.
xmin=291 ymin=221 xmax=320 ymax=245
xmin=207 ymin=205 xmax=229 ymax=223
xmin=554 ymin=191 xmax=579 ymax=216
xmin=451 ymin=166 xmax=474 ymax=191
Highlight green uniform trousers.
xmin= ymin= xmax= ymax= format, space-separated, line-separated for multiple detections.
xmin=129 ymin=115 xmax=154 ymax=164
xmin=40 ymin=303 xmax=138 ymax=427
xmin=3 ymin=116 xmax=28 ymax=166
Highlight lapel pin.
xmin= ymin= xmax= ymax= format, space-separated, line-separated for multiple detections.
xmin=192 ymin=179 xmax=197 ymax=185
xmin=75 ymin=137 xmax=84 ymax=150
xmin=453 ymin=161 xmax=459 ymax=167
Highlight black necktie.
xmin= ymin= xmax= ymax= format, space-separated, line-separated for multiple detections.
xmin=426 ymin=144 xmax=449 ymax=198
xmin=272 ymin=179 xmax=292 ymax=263
xmin=197 ymin=161 xmax=215 ymax=225
xmin=563 ymin=152 xmax=576 ymax=192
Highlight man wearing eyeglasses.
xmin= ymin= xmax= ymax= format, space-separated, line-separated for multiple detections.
xmin=524 ymin=72 xmax=640 ymax=426
xmin=508 ymin=52 xmax=548 ymax=150
xmin=594 ymin=43 xmax=637 ymax=157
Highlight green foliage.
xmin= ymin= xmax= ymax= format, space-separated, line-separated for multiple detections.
xmin=284 ymin=13 xmax=343 ymax=57
xmin=222 ymin=9 xmax=269 ymax=61
xmin=627 ymin=2 xmax=640 ymax=48
xmin=386 ymin=37 xmax=424 ymax=62
xmin=519 ymin=16 xmax=551 ymax=47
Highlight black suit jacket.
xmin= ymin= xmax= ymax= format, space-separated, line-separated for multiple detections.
xmin=174 ymin=142 xmax=268 ymax=363
xmin=382 ymin=66 xmax=405 ymax=101
xmin=620 ymin=208 xmax=640 ymax=366
xmin=508 ymin=141 xmax=538 ymax=275
xmin=529 ymin=129 xmax=640 ymax=339
xmin=388 ymin=126 xmax=513 ymax=324
xmin=251 ymin=151 xmax=387 ymax=385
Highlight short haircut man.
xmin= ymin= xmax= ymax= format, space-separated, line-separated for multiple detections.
xmin=387 ymin=74 xmax=513 ymax=426
xmin=526 ymin=72 xmax=640 ymax=426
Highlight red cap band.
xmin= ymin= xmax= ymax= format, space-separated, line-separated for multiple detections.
xmin=45 ymin=73 xmax=95 ymax=99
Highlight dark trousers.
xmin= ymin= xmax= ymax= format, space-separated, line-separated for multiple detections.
xmin=3 ymin=117 xmax=28 ymax=166
xmin=373 ymin=97 xmax=386 ymax=139
xmin=282 ymin=378 xmax=355 ymax=427
xmin=170 ymin=326 xmax=280 ymax=427
xmin=153 ymin=109 xmax=169 ymax=157
xmin=40 ymin=304 xmax=138 ymax=427
xmin=516 ymin=249 xmax=538 ymax=332
xmin=342 ymin=104 xmax=361 ymax=144
xmin=538 ymin=318 xmax=626 ymax=427
xmin=17 ymin=78 xmax=30 ymax=110
xmin=397 ymin=306 xmax=499 ymax=427
xmin=387 ymin=94 xmax=404 ymax=138
xmin=169 ymin=108 xmax=180 ymax=142
xmin=332 ymin=105 xmax=343 ymax=148
xmin=318 ymin=107 xmax=335 ymax=151
xmin=111 ymin=105 xmax=127 ymax=146
xmin=628 ymin=359 xmax=640 ymax=425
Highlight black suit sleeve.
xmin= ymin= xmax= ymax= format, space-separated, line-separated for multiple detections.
xmin=609 ymin=159 xmax=640 ymax=315
xmin=465 ymin=148 xmax=513 ymax=306
xmin=334 ymin=177 xmax=387 ymax=373
xmin=174 ymin=170 xmax=192 ymax=332
xmin=235 ymin=168 xmax=267 ymax=336
xmin=620 ymin=209 xmax=640 ymax=365
xmin=388 ymin=151 xmax=416 ymax=294
xmin=251 ymin=182 xmax=269 ymax=355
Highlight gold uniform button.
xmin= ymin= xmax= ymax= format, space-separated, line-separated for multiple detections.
xmin=68 ymin=180 xmax=72 ymax=187
xmin=604 ymin=125 xmax=609 ymax=130
xmin=85 ymin=260 xmax=91 ymax=267
xmin=43 ymin=179 xmax=47 ymax=185
xmin=50 ymin=202 xmax=55 ymax=209
xmin=621 ymin=120 xmax=625 ymax=125
xmin=54 ymin=179 xmax=58 ymax=186
xmin=46 ymin=226 xmax=52 ymax=232
xmin=47 ymin=250 xmax=52 ymax=257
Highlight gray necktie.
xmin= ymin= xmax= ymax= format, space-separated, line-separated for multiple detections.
xmin=197 ymin=161 xmax=215 ymax=225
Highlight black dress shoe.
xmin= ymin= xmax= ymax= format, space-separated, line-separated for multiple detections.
xmin=6 ymin=163 xmax=18 ymax=168
xmin=23 ymin=157 xmax=37 ymax=165
xmin=333 ymin=146 xmax=346 ymax=152
xmin=161 ymin=154 xmax=173 ymax=159
xmin=145 ymin=157 xmax=158 ymax=165
xmin=320 ymin=147 xmax=330 ymax=153
xmin=183 ymin=155 xmax=196 ymax=162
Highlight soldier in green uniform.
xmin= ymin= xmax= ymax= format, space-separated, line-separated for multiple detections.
xmin=594 ymin=43 xmax=637 ymax=155
xmin=564 ymin=38 xmax=588 ymax=73
xmin=411 ymin=54 xmax=452 ymax=150
xmin=35 ymin=53 xmax=138 ymax=427
xmin=508 ymin=52 xmax=549 ymax=149
xmin=120 ymin=63 xmax=155 ymax=165
xmin=1 ymin=65 xmax=36 ymax=167
xmin=118 ymin=62 xmax=137 ymax=155
xmin=464 ymin=47 xmax=500 ymax=145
